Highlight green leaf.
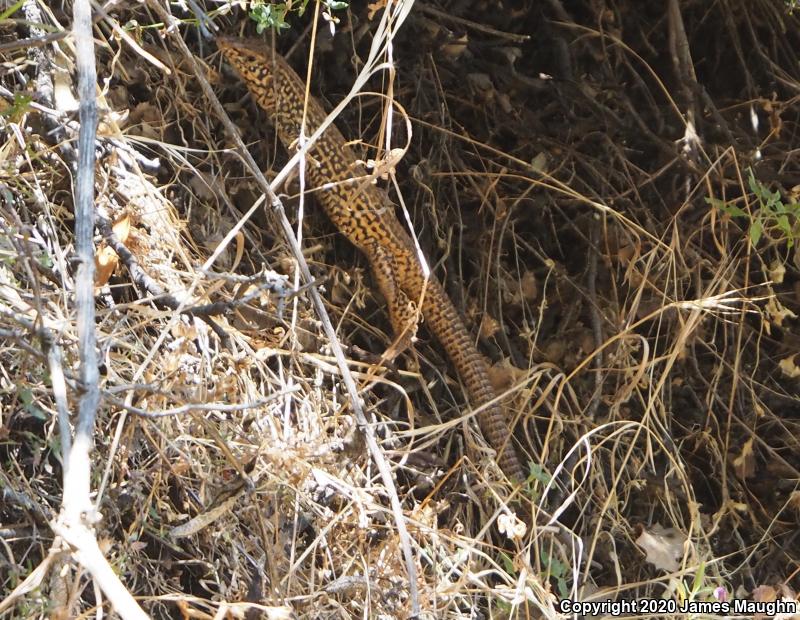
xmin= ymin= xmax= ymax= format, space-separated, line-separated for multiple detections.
xmin=0 ymin=0 xmax=25 ymax=21
xmin=250 ymin=3 xmax=290 ymax=33
xmin=769 ymin=189 xmax=783 ymax=209
xmin=777 ymin=214 xmax=791 ymax=236
xmin=495 ymin=600 xmax=512 ymax=613
xmin=0 ymin=93 xmax=32 ymax=120
xmin=49 ymin=434 xmax=63 ymax=464
xmin=499 ymin=551 xmax=515 ymax=575
xmin=691 ymin=562 xmax=706 ymax=595
xmin=527 ymin=462 xmax=551 ymax=485
xmin=747 ymin=169 xmax=761 ymax=199
xmin=749 ymin=220 xmax=763 ymax=246
xmin=19 ymin=387 xmax=47 ymax=421
xmin=707 ymin=197 xmax=747 ymax=218
xmin=525 ymin=462 xmax=550 ymax=501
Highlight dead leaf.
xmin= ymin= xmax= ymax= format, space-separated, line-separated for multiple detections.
xmin=788 ymin=491 xmax=800 ymax=517
xmin=732 ymin=438 xmax=756 ymax=480
xmin=520 ymin=270 xmax=538 ymax=302
xmin=578 ymin=328 xmax=595 ymax=355
xmin=479 ymin=312 xmax=501 ymax=339
xmin=487 ymin=358 xmax=525 ymax=392
xmin=94 ymin=215 xmax=131 ymax=287
xmin=98 ymin=537 xmax=113 ymax=554
xmin=541 ymin=340 xmax=566 ymax=365
xmin=467 ymin=73 xmax=494 ymax=94
xmin=442 ymin=33 xmax=468 ymax=60
xmin=53 ymin=52 xmax=78 ymax=113
xmin=635 ymin=523 xmax=686 ymax=572
xmin=530 ymin=152 xmax=548 ymax=174
xmin=766 ymin=296 xmax=797 ymax=328
xmin=764 ymin=99 xmax=783 ymax=138
xmin=364 ymin=148 xmax=404 ymax=180
xmin=753 ymin=584 xmax=779 ymax=620
xmin=778 ymin=355 xmax=800 ymax=379
xmin=94 ymin=245 xmax=119 ymax=288
xmin=769 ymin=259 xmax=786 ymax=284
xmin=497 ymin=512 xmax=527 ymax=541
xmin=112 ymin=215 xmax=131 ymax=242
xmin=616 ymin=241 xmax=640 ymax=267
xmin=171 ymin=321 xmax=198 ymax=341
xmin=367 ymin=0 xmax=387 ymax=20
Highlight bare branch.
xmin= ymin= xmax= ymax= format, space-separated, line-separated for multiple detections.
xmin=51 ymin=2 xmax=150 ymax=618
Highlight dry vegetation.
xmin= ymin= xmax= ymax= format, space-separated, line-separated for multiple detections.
xmin=2 ymin=0 xmax=800 ymax=618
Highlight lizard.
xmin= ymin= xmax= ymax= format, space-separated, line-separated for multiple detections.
xmin=217 ymin=37 xmax=525 ymax=483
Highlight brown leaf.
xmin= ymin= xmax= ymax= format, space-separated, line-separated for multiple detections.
xmin=367 ymin=0 xmax=388 ymax=21
xmin=635 ymin=523 xmax=685 ymax=572
xmin=766 ymin=297 xmax=797 ymax=328
xmin=788 ymin=491 xmax=800 ymax=518
xmin=779 ymin=355 xmax=800 ymax=379
xmin=94 ymin=215 xmax=132 ymax=288
xmin=94 ymin=245 xmax=118 ymax=288
xmin=479 ymin=313 xmax=501 ymax=339
xmin=752 ymin=584 xmax=778 ymax=620
xmin=541 ymin=340 xmax=566 ymax=365
xmin=487 ymin=359 xmax=525 ymax=392
xmin=520 ymin=270 xmax=538 ymax=302
xmin=732 ymin=438 xmax=756 ymax=480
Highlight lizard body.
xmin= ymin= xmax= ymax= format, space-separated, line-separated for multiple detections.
xmin=217 ymin=37 xmax=524 ymax=482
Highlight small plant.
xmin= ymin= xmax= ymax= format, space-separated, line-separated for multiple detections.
xmin=19 ymin=386 xmax=47 ymax=421
xmin=526 ymin=461 xmax=551 ymax=502
xmin=675 ymin=562 xmax=731 ymax=613
xmin=0 ymin=93 xmax=32 ymax=122
xmin=541 ymin=550 xmax=570 ymax=597
xmin=250 ymin=1 xmax=293 ymax=33
xmin=708 ymin=168 xmax=800 ymax=247
xmin=249 ymin=0 xmax=348 ymax=34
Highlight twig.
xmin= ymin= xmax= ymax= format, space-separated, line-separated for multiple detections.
xmin=0 ymin=31 xmax=67 ymax=52
xmin=63 ymin=0 xmax=100 ymax=520
xmin=99 ymin=212 xmax=295 ymax=339
xmin=416 ymin=4 xmax=530 ymax=43
xmin=1 ymin=481 xmax=54 ymax=525
xmin=105 ymin=388 xmax=297 ymax=419
xmin=21 ymin=0 xmax=73 ymax=160
xmin=586 ymin=217 xmax=603 ymax=419
xmin=96 ymin=212 xmax=232 ymax=346
xmin=52 ymin=2 xmax=149 ymax=619
xmin=46 ymin=333 xmax=72 ymax=458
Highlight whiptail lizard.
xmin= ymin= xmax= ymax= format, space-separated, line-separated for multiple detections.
xmin=217 ymin=37 xmax=525 ymax=482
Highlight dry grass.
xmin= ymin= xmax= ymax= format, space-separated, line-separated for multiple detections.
xmin=1 ymin=0 xmax=800 ymax=618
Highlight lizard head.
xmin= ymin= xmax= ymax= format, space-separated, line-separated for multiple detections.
xmin=217 ymin=37 xmax=278 ymax=111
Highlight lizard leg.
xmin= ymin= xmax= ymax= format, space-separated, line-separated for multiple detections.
xmin=368 ymin=242 xmax=419 ymax=358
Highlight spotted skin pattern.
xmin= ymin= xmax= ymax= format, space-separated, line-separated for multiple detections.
xmin=218 ymin=38 xmax=524 ymax=482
